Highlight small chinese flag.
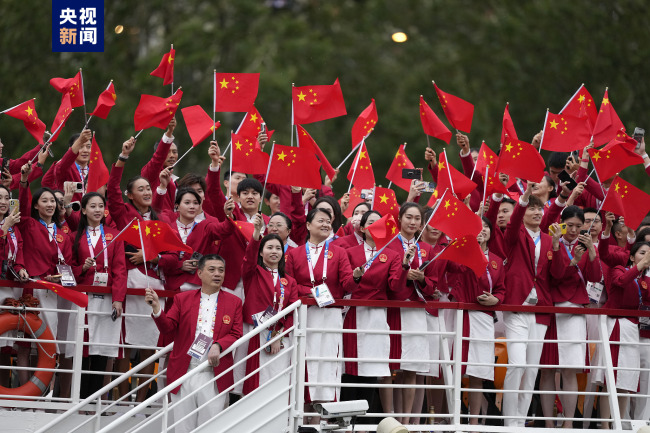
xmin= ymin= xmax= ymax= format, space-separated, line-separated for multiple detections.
xmin=428 ymin=191 xmax=482 ymax=240
xmin=292 ymin=78 xmax=347 ymax=125
xmin=231 ymin=132 xmax=269 ymax=175
xmin=611 ymin=129 xmax=640 ymax=151
xmin=267 ymin=144 xmax=323 ymax=189
xmin=236 ymin=106 xmax=273 ymax=142
xmin=385 ymin=144 xmax=415 ymax=192
xmin=433 ymin=82 xmax=474 ymax=133
xmin=560 ymin=84 xmax=598 ymax=128
xmin=366 ymin=214 xmax=399 ymax=250
xmin=484 ymin=169 xmax=510 ymax=196
xmin=1 ymin=99 xmax=46 ymax=144
xmin=540 ymin=111 xmax=591 ymax=151
xmin=592 ymin=89 xmax=626 ymax=146
xmin=351 ymin=99 xmax=378 ymax=147
xmin=150 ymin=46 xmax=175 ymax=86
xmin=495 ymin=139 xmax=545 ymax=184
xmin=346 ymin=142 xmax=375 ymax=189
xmin=433 ymin=151 xmax=477 ymax=200
xmin=501 ymin=103 xmax=518 ymax=144
xmin=32 ymin=280 xmax=88 ymax=308
xmin=601 ymin=176 xmax=650 ymax=230
xmin=588 ymin=142 xmax=644 ymax=181
xmin=90 ymin=81 xmax=117 ymax=119
xmin=373 ymin=187 xmax=400 ymax=222
xmin=181 ymin=105 xmax=221 ymax=146
xmin=296 ymin=125 xmax=336 ymax=181
xmin=134 ymin=89 xmax=183 ymax=131
xmin=86 ymin=134 xmax=109 ymax=193
xmin=50 ymin=71 xmax=84 ymax=108
xmin=437 ymin=235 xmax=488 ymax=277
xmin=474 ymin=141 xmax=498 ymax=180
xmin=214 ymin=72 xmax=260 ymax=113
xmin=341 ymin=187 xmax=364 ymax=219
xmin=49 ymin=93 xmax=73 ymax=142
xmin=419 ymin=96 xmax=451 ymax=143
xmin=234 ymin=220 xmax=255 ymax=242
xmin=120 ymin=220 xmax=193 ymax=258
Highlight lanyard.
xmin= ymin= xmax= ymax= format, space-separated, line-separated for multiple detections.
xmin=39 ymin=219 xmax=65 ymax=263
xmin=562 ymin=239 xmax=586 ymax=286
xmin=532 ymin=233 xmax=541 ymax=274
xmin=2 ymin=222 xmax=17 ymax=262
xmin=516 ymin=179 xmax=525 ymax=194
xmin=484 ymin=251 xmax=493 ymax=292
xmin=398 ymin=234 xmax=422 ymax=267
xmin=363 ymin=246 xmax=378 ymax=271
xmin=274 ymin=282 xmax=286 ymax=312
xmin=305 ymin=240 xmax=330 ymax=286
xmin=198 ymin=293 xmax=219 ymax=337
xmin=86 ymin=225 xmax=108 ymax=270
xmin=284 ymin=243 xmax=289 ymax=253
xmin=75 ymin=163 xmax=87 ymax=194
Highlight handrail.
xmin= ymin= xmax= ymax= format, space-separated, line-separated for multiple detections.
xmin=0 ymin=279 xmax=178 ymax=298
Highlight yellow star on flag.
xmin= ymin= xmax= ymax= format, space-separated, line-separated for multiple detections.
xmin=602 ymin=98 xmax=610 ymax=105
xmin=235 ymin=141 xmax=243 ymax=150
xmin=592 ymin=151 xmax=601 ymax=161
xmin=25 ymin=106 xmax=34 ymax=117
xmin=614 ymin=183 xmax=620 ymax=193
xmin=249 ymin=113 xmax=258 ymax=123
xmin=297 ymin=92 xmax=306 ymax=102
xmin=277 ymin=151 xmax=287 ymax=161
xmin=145 ymin=226 xmax=151 ymax=236
xmin=438 ymin=161 xmax=445 ymax=170
xmin=359 ymin=151 xmax=367 ymax=159
xmin=219 ymin=79 xmax=229 ymax=89
xmin=549 ymin=119 xmax=559 ymax=129
xmin=379 ymin=194 xmax=388 ymax=204
xmin=578 ymin=94 xmax=586 ymax=103
xmin=505 ymin=143 xmax=514 ymax=152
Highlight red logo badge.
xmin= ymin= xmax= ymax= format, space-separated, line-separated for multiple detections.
xmin=379 ymin=254 xmax=388 ymax=263
xmin=421 ymin=249 xmax=427 ymax=258
xmin=280 ymin=278 xmax=288 ymax=286
xmin=56 ymin=234 xmax=64 ymax=243
xmin=327 ymin=251 xmax=334 ymax=259
xmin=491 ymin=260 xmax=498 ymax=269
xmin=104 ymin=210 xmax=110 ymax=217
xmin=105 ymin=233 xmax=113 ymax=241
xmin=642 ymin=281 xmax=648 ymax=290
xmin=547 ymin=251 xmax=553 ymax=260
xmin=62 ymin=225 xmax=70 ymax=234
xmin=222 ymin=315 xmax=231 ymax=324
xmin=214 ymin=240 xmax=220 ymax=246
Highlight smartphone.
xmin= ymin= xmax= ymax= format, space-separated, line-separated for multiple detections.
xmin=419 ymin=181 xmax=437 ymax=193
xmin=549 ymin=223 xmax=567 ymax=236
xmin=402 ymin=168 xmax=423 ymax=180
xmin=111 ymin=308 xmax=118 ymax=322
xmin=0 ymin=158 xmax=9 ymax=180
xmin=633 ymin=127 xmax=645 ymax=150
xmin=260 ymin=122 xmax=267 ymax=135
xmin=558 ymin=170 xmax=578 ymax=191
xmin=360 ymin=188 xmax=373 ymax=200
xmin=578 ymin=229 xmax=589 ymax=250
xmin=9 ymin=199 xmax=19 ymax=215
xmin=65 ymin=181 xmax=84 ymax=194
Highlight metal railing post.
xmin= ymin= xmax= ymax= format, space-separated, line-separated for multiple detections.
xmin=438 ymin=311 xmax=453 ymax=411
xmin=94 ymin=397 xmax=102 ymax=431
xmin=162 ymin=395 xmax=169 ymax=432
xmin=452 ymin=308 xmax=463 ymax=427
xmin=294 ymin=304 xmax=308 ymax=428
xmin=71 ymin=304 xmax=86 ymax=403
xmin=288 ymin=305 xmax=301 ymax=432
xmin=599 ymin=314 xmax=622 ymax=430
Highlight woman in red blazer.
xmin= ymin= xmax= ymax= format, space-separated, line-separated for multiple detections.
xmin=285 ymin=207 xmax=356 ymax=405
xmin=332 ymin=202 xmax=370 ymax=250
xmin=242 ymin=214 xmax=299 ymax=395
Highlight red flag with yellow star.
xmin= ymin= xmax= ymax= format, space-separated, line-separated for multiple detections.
xmin=601 ymin=176 xmax=650 ymax=230
xmin=50 ymin=71 xmax=84 ymax=108
xmin=474 ymin=141 xmax=498 ymax=179
xmin=351 ymin=99 xmax=378 ymax=147
xmin=366 ymin=214 xmax=399 ymax=250
xmin=1 ymin=99 xmax=46 ymax=144
xmin=419 ymin=96 xmax=451 ymax=143
xmin=296 ymin=125 xmax=336 ymax=181
xmin=236 ymin=106 xmax=274 ymax=142
xmin=90 ymin=81 xmax=117 ymax=119
xmin=501 ymin=103 xmax=518 ymax=144
xmin=32 ymin=280 xmax=88 ymax=308
xmin=540 ymin=111 xmax=591 ymax=151
xmin=428 ymin=191 xmax=482 ymax=240
xmin=385 ymin=144 xmax=415 ymax=192
xmin=86 ymin=134 xmax=109 ymax=193
xmin=560 ymin=84 xmax=598 ymax=127
xmin=437 ymin=235 xmax=488 ymax=277
xmin=373 ymin=187 xmax=400 ymax=222
xmin=495 ymin=139 xmax=545 ymax=183
xmin=120 ymin=220 xmax=193 ymax=257
xmin=49 ymin=93 xmax=73 ymax=142
xmin=267 ymin=143 xmax=322 ymax=189
xmin=234 ymin=220 xmax=255 ymax=241
xmin=134 ymin=89 xmax=183 ymax=131
xmin=587 ymin=142 xmax=644 ymax=181
xmin=592 ymin=89 xmax=625 ymax=146
xmin=434 ymin=151 xmax=477 ymax=200
xmin=341 ymin=187 xmax=364 ymax=219
xmin=484 ymin=169 xmax=510 ymax=196
xmin=214 ymin=72 xmax=260 ymax=113
xmin=347 ymin=142 xmax=375 ymax=189
xmin=231 ymin=132 xmax=269 ymax=175
xmin=433 ymin=82 xmax=474 ymax=133
xmin=150 ymin=47 xmax=175 ymax=86
xmin=292 ymin=78 xmax=347 ymax=125
xmin=181 ymin=105 xmax=221 ymax=146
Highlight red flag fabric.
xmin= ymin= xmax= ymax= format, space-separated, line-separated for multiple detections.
xmin=601 ymin=176 xmax=650 ymax=230
xmin=32 ymin=280 xmax=88 ymax=308
xmin=296 ymin=125 xmax=336 ymax=181
xmin=385 ymin=144 xmax=415 ymax=192
xmin=292 ymin=78 xmax=347 ymax=125
xmin=267 ymin=144 xmax=322 ymax=189
xmin=560 ymin=84 xmax=598 ymax=128
xmin=2 ymin=99 xmax=46 ymax=144
xmin=437 ymin=235 xmax=488 ymax=277
xmin=419 ymin=96 xmax=451 ymax=143
xmin=474 ymin=142 xmax=498 ymax=180
xmin=236 ymin=106 xmax=274 ymax=143
xmin=611 ymin=129 xmax=639 ymax=152
xmin=428 ymin=191 xmax=482 ymax=239
xmin=86 ymin=135 xmax=109 ymax=193
xmin=120 ymin=220 xmax=193 ymax=257
xmin=50 ymin=93 xmax=73 ymax=142
xmin=484 ymin=169 xmax=510 ymax=196
xmin=373 ymin=187 xmax=400 ymax=222
xmin=341 ymin=187 xmax=364 ymax=219
xmin=495 ymin=139 xmax=545 ymax=184
xmin=434 ymin=151 xmax=477 ymax=200
xmin=541 ymin=111 xmax=592 ymax=151
xmin=181 ymin=105 xmax=221 ymax=146
xmin=50 ymin=71 xmax=84 ymax=108
xmin=134 ymin=90 xmax=183 ymax=131
xmin=588 ymin=142 xmax=644 ymax=181
xmin=234 ymin=220 xmax=255 ymax=241
xmin=214 ymin=73 xmax=260 ymax=113
xmin=351 ymin=99 xmax=378 ymax=147
xmin=433 ymin=82 xmax=474 ymax=133
xmin=90 ymin=82 xmax=116 ymax=119
xmin=346 ymin=142 xmax=375 ymax=189
xmin=592 ymin=90 xmax=626 ymax=146
xmin=366 ymin=214 xmax=399 ymax=250
xmin=501 ymin=103 xmax=518 ymax=144
xmin=150 ymin=47 xmax=175 ymax=86
xmin=231 ymin=132 xmax=269 ymax=175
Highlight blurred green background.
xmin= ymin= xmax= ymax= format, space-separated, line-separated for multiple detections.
xmin=1 ymin=0 xmax=649 ymax=197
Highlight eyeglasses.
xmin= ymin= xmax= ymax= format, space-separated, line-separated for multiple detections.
xmin=584 ymin=218 xmax=601 ymax=224
xmin=267 ymin=224 xmax=286 ymax=230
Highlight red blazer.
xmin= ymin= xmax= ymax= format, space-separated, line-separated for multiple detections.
xmin=51 ymin=148 xmax=86 ymax=202
xmin=550 ymin=241 xmax=602 ymax=304
xmin=332 ymin=233 xmax=363 ymax=250
xmin=153 ymin=289 xmax=243 ymax=394
xmin=484 ymin=195 xmax=508 ymax=260
xmin=604 ymin=265 xmax=648 ymax=323
xmin=638 ymin=270 xmax=650 ymax=338
xmin=241 ymin=238 xmax=299 ymax=327
xmin=0 ymin=224 xmax=26 ymax=276
xmin=71 ymin=225 xmax=128 ymax=303
xmin=285 ymin=241 xmax=356 ymax=300
xmin=141 ymin=138 xmax=177 ymax=210
xmin=459 ymin=151 xmax=482 ymax=212
xmin=385 ymin=238 xmax=436 ymax=301
xmin=347 ymin=244 xmax=406 ymax=300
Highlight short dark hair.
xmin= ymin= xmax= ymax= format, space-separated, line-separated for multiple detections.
xmin=360 ymin=210 xmax=381 ymax=228
xmin=501 ymin=197 xmax=516 ymax=206
xmin=399 ymin=202 xmax=423 ymax=220
xmin=548 ymin=152 xmax=569 ymax=169
xmin=175 ymin=187 xmax=202 ymax=206
xmin=264 ymin=190 xmax=273 ymax=201
xmin=31 ymin=188 xmax=62 ymax=228
xmin=178 ymin=173 xmax=206 ymax=192
xmin=236 ymin=177 xmax=263 ymax=196
xmin=527 ymin=195 xmax=544 ymax=210
xmin=198 ymin=254 xmax=226 ymax=270
xmin=561 ymin=205 xmax=585 ymax=223
xmin=636 ymin=227 xmax=650 ymax=243
xmin=224 ymin=170 xmax=247 ymax=182
xmin=628 ymin=241 xmax=650 ymax=266
xmin=270 ymin=211 xmax=292 ymax=230
xmin=314 ymin=196 xmax=343 ymax=233
xmin=257 ymin=234 xmax=286 ymax=277
xmin=352 ymin=201 xmax=371 ymax=215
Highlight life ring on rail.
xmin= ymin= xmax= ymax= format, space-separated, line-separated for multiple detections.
xmin=0 ymin=311 xmax=56 ymax=399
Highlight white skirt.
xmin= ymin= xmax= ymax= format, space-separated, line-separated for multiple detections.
xmin=355 ymin=307 xmax=390 ymax=377
xmin=420 ymin=313 xmax=441 ymax=377
xmin=593 ymin=317 xmax=640 ymax=392
xmin=555 ymin=301 xmax=587 ymax=368
xmin=64 ymin=293 xmax=122 ymax=358
xmin=306 ymin=307 xmax=342 ymax=402
xmin=32 ymin=288 xmax=59 ymax=353
xmin=125 ymin=268 xmax=164 ymax=347
xmin=466 ymin=310 xmax=495 ymax=381
xmin=399 ymin=307 xmax=429 ymax=373
xmin=0 ymin=286 xmax=21 ymax=348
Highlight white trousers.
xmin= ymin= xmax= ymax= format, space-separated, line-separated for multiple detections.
xmin=502 ymin=312 xmax=547 ymax=427
xmin=306 ymin=307 xmax=342 ymax=402
xmin=633 ymin=336 xmax=650 ymax=420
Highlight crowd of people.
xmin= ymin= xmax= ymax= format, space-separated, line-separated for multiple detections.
xmin=1 ymin=113 xmax=650 ymax=431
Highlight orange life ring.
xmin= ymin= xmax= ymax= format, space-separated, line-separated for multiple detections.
xmin=0 ymin=312 xmax=56 ymax=399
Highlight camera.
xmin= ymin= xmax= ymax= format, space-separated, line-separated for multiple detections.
xmin=633 ymin=127 xmax=645 ymax=150
xmin=66 ymin=201 xmax=81 ymax=212
xmin=359 ymin=189 xmax=373 ymax=200
xmin=65 ymin=181 xmax=84 ymax=194
xmin=312 ymin=400 xmax=368 ymax=430
xmin=401 ymin=168 xmax=422 ymax=180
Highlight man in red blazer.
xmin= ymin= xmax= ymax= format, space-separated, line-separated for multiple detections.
xmin=146 ymin=254 xmax=243 ymax=433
